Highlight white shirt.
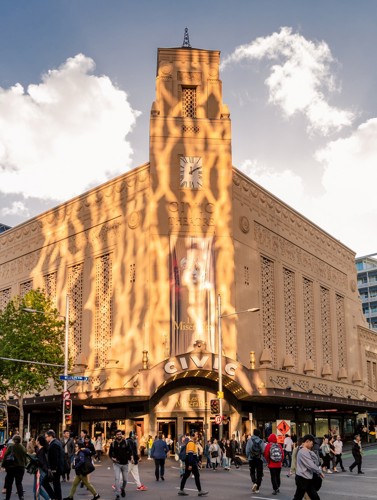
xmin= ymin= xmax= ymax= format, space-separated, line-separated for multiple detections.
xmin=284 ymin=436 xmax=293 ymax=452
xmin=333 ymin=439 xmax=343 ymax=454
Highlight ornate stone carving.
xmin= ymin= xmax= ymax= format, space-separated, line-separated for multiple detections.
xmin=239 ymin=216 xmax=250 ymax=233
xmin=177 ymin=71 xmax=202 ymax=84
xmin=128 ymin=211 xmax=140 ymax=229
xmin=95 ymin=254 xmax=113 ymax=368
xmin=68 ymin=263 xmax=83 ymax=362
xmin=261 ymin=257 xmax=277 ymax=365
xmin=303 ymin=278 xmax=316 ymax=369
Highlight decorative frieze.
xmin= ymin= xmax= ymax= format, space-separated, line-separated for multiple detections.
xmin=255 ymin=223 xmax=347 ymax=290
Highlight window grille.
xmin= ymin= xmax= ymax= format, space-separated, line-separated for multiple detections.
xmin=182 ymin=87 xmax=196 ymax=118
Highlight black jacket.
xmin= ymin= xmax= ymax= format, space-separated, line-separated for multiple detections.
xmin=109 ymin=439 xmax=132 ymax=465
xmin=352 ymin=441 xmax=361 ymax=459
xmin=47 ymin=438 xmax=65 ymax=473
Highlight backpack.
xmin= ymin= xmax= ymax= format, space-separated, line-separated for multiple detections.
xmin=249 ymin=437 xmax=262 ymax=458
xmin=269 ymin=443 xmax=283 ymax=463
xmin=178 ymin=444 xmax=186 ymax=462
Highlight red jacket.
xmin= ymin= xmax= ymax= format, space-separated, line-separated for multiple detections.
xmin=263 ymin=433 xmax=283 ymax=469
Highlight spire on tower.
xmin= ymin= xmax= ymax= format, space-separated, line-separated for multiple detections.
xmin=181 ymin=27 xmax=191 ymax=48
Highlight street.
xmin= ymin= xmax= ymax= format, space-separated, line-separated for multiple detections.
xmin=1 ymin=446 xmax=377 ymax=500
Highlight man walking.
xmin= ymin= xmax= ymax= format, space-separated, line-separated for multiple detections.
xmin=45 ymin=429 xmax=65 ymax=500
xmin=151 ymin=433 xmax=168 ymax=481
xmin=178 ymin=431 xmax=208 ymax=497
xmin=349 ymin=434 xmax=364 ymax=474
xmin=293 ymin=434 xmax=324 ymax=500
xmin=126 ymin=432 xmax=148 ymax=491
xmin=61 ymin=429 xmax=75 ymax=481
xmin=109 ymin=430 xmax=133 ymax=498
xmin=246 ymin=429 xmax=265 ymax=494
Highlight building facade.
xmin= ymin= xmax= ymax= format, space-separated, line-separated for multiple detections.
xmin=1 ymin=43 xmax=377 ymax=442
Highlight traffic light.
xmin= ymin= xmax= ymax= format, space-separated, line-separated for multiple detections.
xmin=65 ymin=414 xmax=72 ymax=425
xmin=63 ymin=399 xmax=72 ymax=415
xmin=210 ymin=399 xmax=220 ymax=415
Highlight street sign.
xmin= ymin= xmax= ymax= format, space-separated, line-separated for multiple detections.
xmin=214 ymin=415 xmax=223 ymax=424
xmin=62 ymin=390 xmax=71 ymax=400
xmin=276 ymin=419 xmax=291 ymax=444
xmin=59 ymin=375 xmax=89 ymax=381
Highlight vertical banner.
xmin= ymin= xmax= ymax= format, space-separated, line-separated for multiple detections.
xmin=169 ymin=236 xmax=215 ymax=355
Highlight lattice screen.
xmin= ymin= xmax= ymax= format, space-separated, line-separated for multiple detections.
xmin=44 ymin=272 xmax=57 ymax=305
xmin=283 ymin=268 xmax=297 ymax=365
xmin=182 ymin=87 xmax=196 ymax=118
xmin=336 ymin=294 xmax=347 ymax=368
xmin=261 ymin=256 xmax=276 ymax=364
xmin=244 ymin=266 xmax=250 ymax=286
xmin=0 ymin=288 xmax=11 ymax=311
xmin=95 ymin=253 xmax=113 ymax=368
xmin=303 ymin=277 xmax=316 ymax=366
xmin=20 ymin=280 xmax=33 ymax=297
xmin=68 ymin=263 xmax=83 ymax=362
xmin=320 ymin=286 xmax=332 ymax=367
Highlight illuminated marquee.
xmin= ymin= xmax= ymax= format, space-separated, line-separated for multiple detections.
xmin=163 ymin=354 xmax=238 ymax=376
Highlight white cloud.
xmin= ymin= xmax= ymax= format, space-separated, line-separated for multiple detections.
xmin=240 ymin=118 xmax=377 ymax=256
xmin=0 ymin=54 xmax=140 ymax=201
xmin=222 ymin=27 xmax=354 ymax=135
xmin=0 ymin=201 xmax=30 ymax=218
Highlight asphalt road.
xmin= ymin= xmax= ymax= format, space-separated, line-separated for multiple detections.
xmin=1 ymin=446 xmax=377 ymax=500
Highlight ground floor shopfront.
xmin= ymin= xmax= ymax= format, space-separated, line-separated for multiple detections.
xmin=11 ymin=373 xmax=377 ymax=447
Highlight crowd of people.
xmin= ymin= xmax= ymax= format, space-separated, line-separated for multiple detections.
xmin=244 ymin=429 xmax=365 ymax=499
xmin=0 ymin=427 xmax=368 ymax=499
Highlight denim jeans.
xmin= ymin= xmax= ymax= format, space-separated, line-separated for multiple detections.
xmin=113 ymin=462 xmax=128 ymax=494
xmin=33 ymin=470 xmax=50 ymax=500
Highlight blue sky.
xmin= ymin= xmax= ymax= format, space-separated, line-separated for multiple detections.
xmin=1 ymin=0 xmax=377 ymax=256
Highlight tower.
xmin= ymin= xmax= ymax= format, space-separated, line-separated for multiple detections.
xmin=148 ymin=40 xmax=235 ymax=359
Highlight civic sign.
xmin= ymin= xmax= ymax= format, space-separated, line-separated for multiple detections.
xmin=59 ymin=375 xmax=89 ymax=381
xmin=214 ymin=415 xmax=223 ymax=424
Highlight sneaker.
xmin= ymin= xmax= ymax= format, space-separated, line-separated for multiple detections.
xmin=178 ymin=491 xmax=189 ymax=496
xmin=252 ymin=484 xmax=258 ymax=492
xmin=254 ymin=489 xmax=260 ymax=494
xmin=198 ymin=492 xmax=208 ymax=497
xmin=91 ymin=495 xmax=100 ymax=500
xmin=121 ymin=488 xmax=126 ymax=497
xmin=112 ymin=485 xmax=116 ymax=491
xmin=136 ymin=485 xmax=148 ymax=491
xmin=327 ymin=469 xmax=333 ymax=474
xmin=358 ymin=471 xmax=365 ymax=474
xmin=161 ymin=476 xmax=165 ymax=481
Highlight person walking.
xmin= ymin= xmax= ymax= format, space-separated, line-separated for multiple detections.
xmin=126 ymin=432 xmax=148 ymax=491
xmin=34 ymin=435 xmax=56 ymax=500
xmin=263 ymin=433 xmax=284 ymax=495
xmin=61 ymin=429 xmax=75 ymax=481
xmin=293 ymin=434 xmax=324 ymax=500
xmin=246 ymin=429 xmax=265 ymax=494
xmin=178 ymin=431 xmax=208 ymax=497
xmin=349 ymin=434 xmax=364 ymax=474
xmin=208 ymin=438 xmax=221 ymax=471
xmin=151 ymin=432 xmax=169 ymax=481
xmin=2 ymin=435 xmax=28 ymax=500
xmin=147 ymin=435 xmax=153 ymax=460
xmin=45 ymin=429 xmax=65 ymax=500
xmin=63 ymin=442 xmax=100 ymax=500
xmin=320 ymin=437 xmax=332 ymax=474
xmin=333 ymin=435 xmax=346 ymax=472
xmin=109 ymin=429 xmax=133 ymax=498
xmin=94 ymin=435 xmax=104 ymax=463
xmin=283 ymin=434 xmax=294 ymax=468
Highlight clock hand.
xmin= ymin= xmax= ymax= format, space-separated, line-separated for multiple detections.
xmin=190 ymin=167 xmax=201 ymax=174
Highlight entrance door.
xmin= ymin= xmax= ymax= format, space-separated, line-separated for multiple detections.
xmin=184 ymin=419 xmax=203 ymax=437
xmin=211 ymin=420 xmax=229 ymax=440
xmin=157 ymin=419 xmax=176 ymax=453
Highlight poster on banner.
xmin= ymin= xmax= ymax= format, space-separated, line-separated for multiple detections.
xmin=276 ymin=420 xmax=291 ymax=444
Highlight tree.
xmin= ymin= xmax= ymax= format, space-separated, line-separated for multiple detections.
xmin=0 ymin=289 xmax=66 ymax=437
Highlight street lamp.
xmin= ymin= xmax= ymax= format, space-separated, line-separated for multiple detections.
xmin=217 ymin=294 xmax=259 ymax=440
xmin=23 ymin=294 xmax=70 ymax=432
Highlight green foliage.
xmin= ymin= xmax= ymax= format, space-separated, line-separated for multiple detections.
xmin=0 ymin=289 xmax=66 ymax=397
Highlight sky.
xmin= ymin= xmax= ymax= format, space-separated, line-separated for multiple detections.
xmin=0 ymin=0 xmax=377 ymax=257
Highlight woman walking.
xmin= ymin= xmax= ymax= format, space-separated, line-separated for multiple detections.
xmin=63 ymin=442 xmax=100 ymax=500
xmin=209 ymin=439 xmax=220 ymax=471
xmin=2 ymin=435 xmax=28 ymax=500
xmin=33 ymin=435 xmax=56 ymax=500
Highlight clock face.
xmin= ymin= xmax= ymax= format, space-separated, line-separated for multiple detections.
xmin=180 ymin=156 xmax=203 ymax=189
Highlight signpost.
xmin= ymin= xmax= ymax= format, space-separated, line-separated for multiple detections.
xmin=276 ymin=419 xmax=291 ymax=445
xmin=59 ymin=375 xmax=89 ymax=381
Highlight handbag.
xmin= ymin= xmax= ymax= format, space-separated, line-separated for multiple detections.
xmin=2 ymin=448 xmax=15 ymax=469
xmin=26 ymin=456 xmax=39 ymax=475
xmin=211 ymin=450 xmax=219 ymax=458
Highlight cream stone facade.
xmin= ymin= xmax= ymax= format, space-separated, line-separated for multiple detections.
xmin=1 ymin=43 xmax=377 ymax=441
